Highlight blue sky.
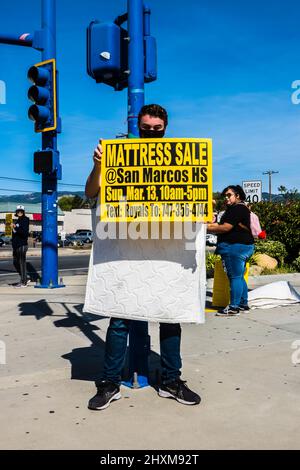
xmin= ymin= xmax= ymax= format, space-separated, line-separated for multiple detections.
xmin=0 ymin=0 xmax=300 ymax=195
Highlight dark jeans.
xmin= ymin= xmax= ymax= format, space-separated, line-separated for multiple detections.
xmin=217 ymin=242 xmax=254 ymax=308
xmin=13 ymin=245 xmax=28 ymax=285
xmin=102 ymin=318 xmax=182 ymax=385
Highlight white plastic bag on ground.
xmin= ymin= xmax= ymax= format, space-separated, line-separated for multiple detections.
xmin=248 ymin=281 xmax=300 ymax=309
xmin=83 ymin=209 xmax=206 ymax=324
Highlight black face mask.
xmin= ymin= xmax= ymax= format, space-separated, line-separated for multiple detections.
xmin=139 ymin=129 xmax=165 ymax=139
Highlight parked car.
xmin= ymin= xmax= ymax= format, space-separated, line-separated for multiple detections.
xmin=58 ymin=235 xmax=84 ymax=247
xmin=29 ymin=231 xmax=42 ymax=242
xmin=73 ymin=230 xmax=93 ymax=243
xmin=0 ymin=235 xmax=12 ymax=245
xmin=206 ymin=234 xmax=217 ymax=246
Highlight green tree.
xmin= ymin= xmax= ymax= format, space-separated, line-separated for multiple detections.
xmin=58 ymin=196 xmax=74 ymax=212
xmin=58 ymin=194 xmax=95 ymax=211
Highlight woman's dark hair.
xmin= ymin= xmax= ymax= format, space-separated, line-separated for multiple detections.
xmin=138 ymin=104 xmax=168 ymax=128
xmin=221 ymin=185 xmax=246 ymax=201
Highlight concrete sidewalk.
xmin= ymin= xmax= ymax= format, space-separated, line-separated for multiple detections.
xmin=0 ymin=274 xmax=300 ymax=450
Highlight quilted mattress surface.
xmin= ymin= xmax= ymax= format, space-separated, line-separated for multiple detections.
xmin=83 ymin=208 xmax=206 ymax=324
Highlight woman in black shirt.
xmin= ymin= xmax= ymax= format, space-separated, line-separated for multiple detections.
xmin=207 ymin=185 xmax=254 ymax=316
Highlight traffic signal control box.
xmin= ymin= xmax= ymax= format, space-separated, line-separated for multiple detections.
xmin=34 ymin=149 xmax=61 ymax=176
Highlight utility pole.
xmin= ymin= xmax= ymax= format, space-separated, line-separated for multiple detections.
xmin=263 ymin=170 xmax=279 ymax=202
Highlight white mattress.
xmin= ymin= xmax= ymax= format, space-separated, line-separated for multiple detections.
xmin=248 ymin=281 xmax=300 ymax=309
xmin=83 ymin=208 xmax=206 ymax=324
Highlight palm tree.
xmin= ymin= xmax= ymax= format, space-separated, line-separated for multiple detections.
xmin=278 ymin=185 xmax=287 ymax=198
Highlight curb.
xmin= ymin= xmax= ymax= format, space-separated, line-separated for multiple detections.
xmin=0 ymin=249 xmax=91 ymax=259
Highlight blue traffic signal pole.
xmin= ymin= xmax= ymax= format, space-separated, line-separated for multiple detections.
xmin=0 ymin=0 xmax=62 ymax=289
xmin=126 ymin=0 xmax=150 ymax=388
xmin=87 ymin=0 xmax=156 ymax=388
xmin=38 ymin=0 xmax=61 ymax=288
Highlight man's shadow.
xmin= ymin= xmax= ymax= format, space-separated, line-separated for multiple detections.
xmin=18 ymin=299 xmax=162 ymax=386
xmin=26 ymin=261 xmax=41 ymax=283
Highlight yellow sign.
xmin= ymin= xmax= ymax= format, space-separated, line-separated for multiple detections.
xmin=5 ymin=213 xmax=13 ymax=236
xmin=100 ymin=138 xmax=213 ymax=222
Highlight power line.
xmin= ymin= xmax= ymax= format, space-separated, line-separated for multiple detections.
xmin=0 ymin=188 xmax=39 ymax=193
xmin=0 ymin=176 xmax=85 ymax=187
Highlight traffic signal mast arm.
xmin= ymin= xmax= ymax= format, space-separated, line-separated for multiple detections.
xmin=0 ymin=33 xmax=33 ymax=47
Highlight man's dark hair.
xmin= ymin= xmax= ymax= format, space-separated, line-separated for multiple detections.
xmin=221 ymin=185 xmax=246 ymax=201
xmin=138 ymin=104 xmax=168 ymax=128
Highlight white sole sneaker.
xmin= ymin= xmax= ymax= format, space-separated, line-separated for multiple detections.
xmin=158 ymin=389 xmax=198 ymax=405
xmin=216 ymin=311 xmax=240 ymax=316
xmin=89 ymin=392 xmax=122 ymax=411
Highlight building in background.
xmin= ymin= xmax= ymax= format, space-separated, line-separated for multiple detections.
xmin=63 ymin=208 xmax=92 ymax=234
xmin=0 ymin=202 xmax=64 ymax=235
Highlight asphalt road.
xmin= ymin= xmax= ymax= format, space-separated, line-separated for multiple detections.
xmin=0 ymin=253 xmax=90 ymax=285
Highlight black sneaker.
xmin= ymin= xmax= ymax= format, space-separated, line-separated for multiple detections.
xmin=88 ymin=380 xmax=121 ymax=410
xmin=239 ymin=304 xmax=250 ymax=312
xmin=158 ymin=379 xmax=201 ymax=405
xmin=216 ymin=305 xmax=240 ymax=316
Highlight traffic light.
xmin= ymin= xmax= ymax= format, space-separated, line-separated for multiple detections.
xmin=87 ymin=21 xmax=129 ymax=91
xmin=27 ymin=58 xmax=57 ymax=133
xmin=87 ymin=20 xmax=156 ymax=89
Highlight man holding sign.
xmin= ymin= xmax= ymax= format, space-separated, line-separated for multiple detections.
xmin=85 ymin=104 xmax=201 ymax=410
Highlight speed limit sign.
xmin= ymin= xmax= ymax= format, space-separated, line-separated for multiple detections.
xmin=242 ymin=180 xmax=262 ymax=203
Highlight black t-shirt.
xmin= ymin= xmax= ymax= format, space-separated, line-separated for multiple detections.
xmin=217 ymin=203 xmax=254 ymax=245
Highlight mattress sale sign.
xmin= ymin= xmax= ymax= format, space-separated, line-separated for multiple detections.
xmin=100 ymin=138 xmax=213 ymax=222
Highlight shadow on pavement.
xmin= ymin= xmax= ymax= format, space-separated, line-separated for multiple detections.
xmin=17 ymin=299 xmax=162 ymax=386
xmin=26 ymin=261 xmax=41 ymax=282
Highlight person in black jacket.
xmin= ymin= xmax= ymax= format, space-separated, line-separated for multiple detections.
xmin=207 ymin=185 xmax=254 ymax=316
xmin=12 ymin=205 xmax=30 ymax=288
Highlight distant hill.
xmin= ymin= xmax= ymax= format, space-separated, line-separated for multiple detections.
xmin=0 ymin=191 xmax=298 ymax=204
xmin=0 ymin=191 xmax=85 ymax=204
xmin=262 ymin=192 xmax=282 ymax=201
xmin=262 ymin=192 xmax=300 ymax=201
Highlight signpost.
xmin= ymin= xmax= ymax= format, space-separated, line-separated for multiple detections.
xmin=242 ymin=180 xmax=262 ymax=203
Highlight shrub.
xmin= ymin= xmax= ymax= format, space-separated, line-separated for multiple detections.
xmin=254 ymin=240 xmax=287 ymax=266
xmin=251 ymin=201 xmax=300 ymax=262
xmin=206 ymin=252 xmax=221 ymax=277
xmin=293 ymin=255 xmax=300 ymax=272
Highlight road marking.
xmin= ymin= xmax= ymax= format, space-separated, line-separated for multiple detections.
xmin=0 ymin=267 xmax=88 ymax=277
